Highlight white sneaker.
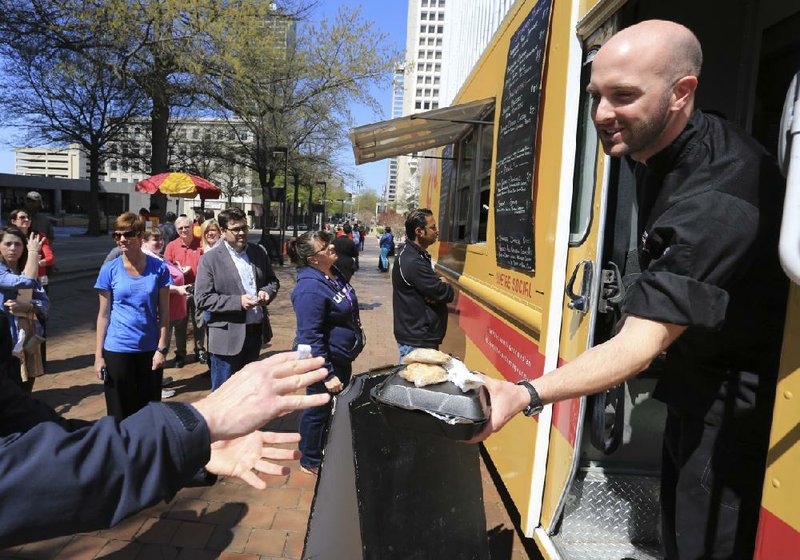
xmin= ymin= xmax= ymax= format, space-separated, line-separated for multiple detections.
xmin=12 ymin=329 xmax=26 ymax=358
xmin=161 ymin=388 xmax=176 ymax=399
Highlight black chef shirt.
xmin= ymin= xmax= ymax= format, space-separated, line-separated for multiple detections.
xmin=621 ymin=111 xmax=789 ymax=416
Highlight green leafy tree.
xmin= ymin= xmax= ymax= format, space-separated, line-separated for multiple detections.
xmin=208 ymin=5 xmax=398 ymax=245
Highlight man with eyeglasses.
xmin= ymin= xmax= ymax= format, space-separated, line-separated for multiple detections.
xmin=164 ymin=215 xmax=207 ymax=367
xmin=392 ymin=208 xmax=454 ymax=361
xmin=195 ymin=207 xmax=279 ymax=390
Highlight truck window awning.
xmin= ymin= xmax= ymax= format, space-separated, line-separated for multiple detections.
xmin=349 ymin=98 xmax=495 ymax=165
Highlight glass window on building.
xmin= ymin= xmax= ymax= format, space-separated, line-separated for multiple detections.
xmin=437 ymin=25 xmax=443 ymax=33
xmin=428 ymin=25 xmax=435 ymax=32
xmin=415 ymin=101 xmax=422 ymax=109
xmin=420 ymin=12 xmax=427 ymax=19
xmin=416 ymin=88 xmax=422 ymax=96
xmin=432 ymin=102 xmax=439 ymax=109
xmin=434 ymin=63 xmax=441 ymax=71
xmin=424 ymin=101 xmax=430 ymax=109
xmin=420 ymin=25 xmax=425 ymax=33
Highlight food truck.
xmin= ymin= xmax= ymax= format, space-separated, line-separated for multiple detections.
xmin=350 ymin=0 xmax=800 ymax=557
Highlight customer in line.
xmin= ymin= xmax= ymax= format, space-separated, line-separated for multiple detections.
xmin=10 ymin=209 xmax=55 ymax=291
xmin=164 ymin=215 xmax=206 ymax=367
xmin=142 ymin=227 xmax=191 ymax=398
xmin=94 ymin=212 xmax=171 ymax=420
xmin=200 ymin=218 xmax=222 ymax=251
xmin=0 ymin=227 xmax=47 ymax=393
xmin=378 ymin=226 xmax=394 ymax=272
xmin=288 ymin=231 xmax=364 ymax=475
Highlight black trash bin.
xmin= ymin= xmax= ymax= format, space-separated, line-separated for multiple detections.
xmin=303 ymin=367 xmax=490 ymax=560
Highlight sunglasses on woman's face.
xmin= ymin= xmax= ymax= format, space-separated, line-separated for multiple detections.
xmin=112 ymin=231 xmax=138 ymax=240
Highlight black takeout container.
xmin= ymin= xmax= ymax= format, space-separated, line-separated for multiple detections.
xmin=370 ymin=368 xmax=490 ymax=440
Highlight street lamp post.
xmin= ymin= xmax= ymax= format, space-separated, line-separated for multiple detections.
xmin=291 ymin=171 xmax=300 ymax=238
xmin=315 ymin=181 xmax=326 ymax=230
xmin=307 ymin=181 xmax=314 ymax=231
xmin=337 ymin=198 xmax=345 ymax=221
xmin=320 ymin=181 xmax=328 ymax=229
xmin=271 ymin=146 xmax=288 ymax=266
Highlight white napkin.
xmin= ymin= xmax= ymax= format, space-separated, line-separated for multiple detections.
xmin=444 ymin=357 xmax=486 ymax=392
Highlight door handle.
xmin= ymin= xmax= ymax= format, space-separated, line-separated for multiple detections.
xmin=565 ymin=260 xmax=593 ymax=313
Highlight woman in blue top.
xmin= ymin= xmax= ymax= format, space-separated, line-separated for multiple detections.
xmin=94 ymin=212 xmax=171 ymax=420
xmin=0 ymin=226 xmax=48 ymax=393
xmin=288 ymin=231 xmax=364 ymax=475
xmin=378 ymin=226 xmax=394 ymax=272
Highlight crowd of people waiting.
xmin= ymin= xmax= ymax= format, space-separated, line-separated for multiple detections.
xmin=0 ymin=197 xmax=401 ymax=546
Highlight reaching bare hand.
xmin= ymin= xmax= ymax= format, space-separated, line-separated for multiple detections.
xmin=206 ymin=431 xmax=301 ymax=489
xmin=192 ymin=352 xmax=330 ymax=442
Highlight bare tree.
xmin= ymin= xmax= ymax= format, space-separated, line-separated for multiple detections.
xmin=0 ymin=44 xmax=144 ymax=234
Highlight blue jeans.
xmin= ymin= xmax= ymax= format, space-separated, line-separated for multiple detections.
xmin=299 ymin=360 xmax=352 ymax=468
xmin=210 ymin=329 xmax=262 ymax=390
xmin=379 ymin=247 xmax=390 ymax=270
xmin=398 ymin=344 xmax=419 ymax=362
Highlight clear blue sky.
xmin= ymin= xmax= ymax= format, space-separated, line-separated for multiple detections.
xmin=0 ymin=0 xmax=408 ymax=196
xmin=311 ymin=0 xmax=408 ymax=196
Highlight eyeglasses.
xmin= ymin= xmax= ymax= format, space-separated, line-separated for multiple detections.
xmin=112 ymin=231 xmax=139 ymax=240
xmin=13 ymin=215 xmax=31 ymax=222
xmin=226 ymin=226 xmax=248 ymax=234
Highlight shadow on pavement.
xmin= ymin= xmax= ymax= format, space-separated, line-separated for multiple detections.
xmin=44 ymin=352 xmax=94 ymax=375
xmin=108 ymin=502 xmax=248 ymax=557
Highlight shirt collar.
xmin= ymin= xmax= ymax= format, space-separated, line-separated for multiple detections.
xmin=407 ymin=240 xmax=432 ymax=260
xmin=644 ymin=110 xmax=707 ymax=174
xmin=224 ymin=240 xmax=247 ymax=255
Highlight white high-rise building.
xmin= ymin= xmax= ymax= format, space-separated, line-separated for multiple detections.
xmin=384 ymin=67 xmax=405 ymax=205
xmin=395 ymin=0 xmax=447 ymax=210
xmin=439 ymin=0 xmax=514 ymax=105
xmin=393 ymin=0 xmax=511 ymax=210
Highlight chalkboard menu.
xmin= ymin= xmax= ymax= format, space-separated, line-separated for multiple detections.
xmin=439 ymin=144 xmax=455 ymax=238
xmin=494 ymin=0 xmax=553 ymax=271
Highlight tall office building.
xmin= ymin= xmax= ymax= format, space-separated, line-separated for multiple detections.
xmin=384 ymin=66 xmax=405 ymax=205
xmin=394 ymin=0 xmax=447 ymax=210
xmin=439 ymin=0 xmax=514 ymax=105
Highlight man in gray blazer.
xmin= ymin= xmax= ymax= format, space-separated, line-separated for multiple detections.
xmin=195 ymin=207 xmax=279 ymax=390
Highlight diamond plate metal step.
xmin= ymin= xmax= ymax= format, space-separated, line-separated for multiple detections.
xmin=551 ymin=470 xmax=663 ymax=560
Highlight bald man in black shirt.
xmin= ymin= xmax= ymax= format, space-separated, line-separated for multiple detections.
xmin=476 ymin=19 xmax=788 ymax=558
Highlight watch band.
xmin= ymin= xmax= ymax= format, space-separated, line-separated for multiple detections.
xmin=157 ymin=346 xmax=168 ymax=355
xmin=516 ymin=379 xmax=544 ymax=417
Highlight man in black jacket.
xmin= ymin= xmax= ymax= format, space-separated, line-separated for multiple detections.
xmin=392 ymin=208 xmax=454 ymax=361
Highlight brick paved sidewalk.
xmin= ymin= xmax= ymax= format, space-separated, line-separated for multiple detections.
xmin=1 ymin=237 xmax=534 ymax=559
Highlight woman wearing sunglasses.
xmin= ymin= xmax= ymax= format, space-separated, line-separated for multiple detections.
xmin=94 ymin=212 xmax=171 ymax=420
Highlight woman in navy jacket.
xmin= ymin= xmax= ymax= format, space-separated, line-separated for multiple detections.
xmin=288 ymin=231 xmax=364 ymax=475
